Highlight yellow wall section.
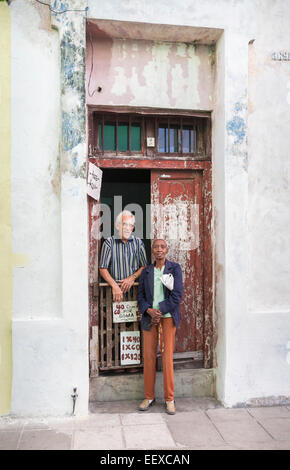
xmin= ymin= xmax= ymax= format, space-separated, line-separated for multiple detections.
xmin=0 ymin=1 xmax=12 ymax=415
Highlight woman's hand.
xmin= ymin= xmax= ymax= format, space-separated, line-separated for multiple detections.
xmin=146 ymin=308 xmax=162 ymax=325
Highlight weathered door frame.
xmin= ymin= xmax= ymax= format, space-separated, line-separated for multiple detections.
xmin=88 ymin=157 xmax=213 ymax=372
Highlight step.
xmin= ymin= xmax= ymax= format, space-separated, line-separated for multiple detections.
xmin=89 ymin=368 xmax=215 ymax=402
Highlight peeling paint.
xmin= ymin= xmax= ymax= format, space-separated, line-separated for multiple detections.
xmin=51 ymin=1 xmax=87 ymax=178
xmin=86 ymin=32 xmax=213 ymax=110
xmin=150 ymin=170 xmax=209 ymax=354
xmin=61 ymin=31 xmax=85 ymax=98
xmin=226 ymin=114 xmax=246 ymax=145
xmin=51 ymin=0 xmax=70 ymax=25
xmin=62 ymin=109 xmax=85 ymax=152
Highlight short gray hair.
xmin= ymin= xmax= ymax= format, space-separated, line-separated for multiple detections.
xmin=115 ymin=210 xmax=135 ymax=227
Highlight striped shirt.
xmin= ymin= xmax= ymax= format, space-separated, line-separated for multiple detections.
xmin=99 ymin=235 xmax=148 ymax=280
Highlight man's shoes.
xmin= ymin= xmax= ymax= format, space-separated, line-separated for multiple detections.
xmin=138 ymin=398 xmax=155 ymax=411
xmin=165 ymin=400 xmax=176 ymax=415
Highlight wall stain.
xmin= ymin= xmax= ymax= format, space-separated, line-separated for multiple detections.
xmin=226 ymin=96 xmax=248 ymax=171
xmin=49 ymin=160 xmax=61 ymax=196
xmin=62 ymin=109 xmax=85 ymax=152
xmin=33 ymin=0 xmax=52 ymax=32
xmin=226 ymin=114 xmax=246 ymax=145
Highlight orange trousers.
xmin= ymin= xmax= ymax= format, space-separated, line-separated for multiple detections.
xmin=142 ymin=317 xmax=176 ymax=402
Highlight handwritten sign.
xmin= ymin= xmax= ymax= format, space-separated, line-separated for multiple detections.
xmin=120 ymin=331 xmax=141 ymax=365
xmin=87 ymin=163 xmax=102 ymax=201
xmin=113 ymin=301 xmax=138 ymax=323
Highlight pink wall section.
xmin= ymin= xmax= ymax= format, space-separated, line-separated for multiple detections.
xmin=86 ymin=27 xmax=214 ymax=110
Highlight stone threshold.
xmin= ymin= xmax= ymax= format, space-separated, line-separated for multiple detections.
xmin=90 ymin=368 xmax=214 ymax=402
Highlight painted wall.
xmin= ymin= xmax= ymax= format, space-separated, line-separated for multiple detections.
xmin=211 ymin=32 xmax=226 ymax=404
xmin=10 ymin=0 xmax=89 ymax=416
xmin=246 ymin=0 xmax=290 ymax=403
xmin=86 ymin=31 xmax=214 ymax=110
xmin=0 ymin=1 xmax=12 ymax=416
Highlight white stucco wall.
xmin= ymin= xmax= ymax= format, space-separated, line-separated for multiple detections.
xmin=211 ymin=32 xmax=226 ymax=404
xmin=11 ymin=1 xmax=61 ymax=322
xmin=10 ymin=0 xmax=89 ymax=416
xmin=246 ymin=0 xmax=290 ymax=404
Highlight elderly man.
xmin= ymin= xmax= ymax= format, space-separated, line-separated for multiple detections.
xmin=137 ymin=239 xmax=183 ymax=415
xmin=99 ymin=210 xmax=148 ymax=302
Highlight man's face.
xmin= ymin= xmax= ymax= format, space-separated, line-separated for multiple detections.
xmin=117 ymin=215 xmax=135 ymax=240
xmin=152 ymin=239 xmax=168 ymax=261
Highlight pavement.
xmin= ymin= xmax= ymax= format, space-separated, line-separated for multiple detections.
xmin=1 ymin=397 xmax=290 ymax=450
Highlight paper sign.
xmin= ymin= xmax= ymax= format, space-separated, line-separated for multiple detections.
xmin=120 ymin=331 xmax=141 ymax=365
xmin=113 ymin=301 xmax=138 ymax=323
xmin=87 ymin=163 xmax=102 ymax=200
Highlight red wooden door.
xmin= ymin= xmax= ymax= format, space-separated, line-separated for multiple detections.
xmin=151 ymin=170 xmax=204 ymax=354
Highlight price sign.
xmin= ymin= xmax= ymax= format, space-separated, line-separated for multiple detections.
xmin=113 ymin=301 xmax=138 ymax=323
xmin=120 ymin=331 xmax=141 ymax=365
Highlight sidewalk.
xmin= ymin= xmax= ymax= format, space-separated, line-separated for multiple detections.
xmin=1 ymin=398 xmax=290 ymax=450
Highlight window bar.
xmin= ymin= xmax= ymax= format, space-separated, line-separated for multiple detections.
xmin=155 ymin=117 xmax=158 ymax=156
xmin=197 ymin=120 xmax=202 ymax=154
xmin=189 ymin=119 xmax=192 ymax=153
xmin=142 ymin=116 xmax=145 ymax=156
xmin=94 ymin=117 xmax=100 ymax=153
xmin=180 ymin=117 xmax=183 ymax=154
xmin=144 ymin=117 xmax=147 ymax=156
xmin=93 ymin=113 xmax=97 ymax=153
xmin=205 ymin=119 xmax=211 ymax=157
xmin=129 ymin=115 xmax=132 ymax=155
xmin=88 ymin=111 xmax=93 ymax=156
xmin=168 ymin=117 xmax=170 ymax=154
xmin=201 ymin=119 xmax=205 ymax=154
xmin=102 ymin=114 xmax=104 ymax=155
xmin=192 ymin=118 xmax=196 ymax=153
xmin=116 ymin=116 xmax=118 ymax=155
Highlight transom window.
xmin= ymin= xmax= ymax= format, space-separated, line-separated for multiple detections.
xmin=158 ymin=122 xmax=197 ymax=153
xmin=98 ymin=120 xmax=142 ymax=152
xmin=90 ymin=110 xmax=211 ymax=160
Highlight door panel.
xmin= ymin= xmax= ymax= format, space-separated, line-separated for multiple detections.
xmin=151 ymin=170 xmax=204 ymax=353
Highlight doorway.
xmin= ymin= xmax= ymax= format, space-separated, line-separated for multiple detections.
xmin=100 ymin=169 xmax=151 ymax=259
xmin=89 ymin=163 xmax=212 ymax=376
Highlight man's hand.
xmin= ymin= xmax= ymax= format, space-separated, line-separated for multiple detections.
xmin=146 ymin=308 xmax=162 ymax=325
xmin=112 ymin=284 xmax=123 ymax=302
xmin=119 ymin=275 xmax=135 ymax=293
